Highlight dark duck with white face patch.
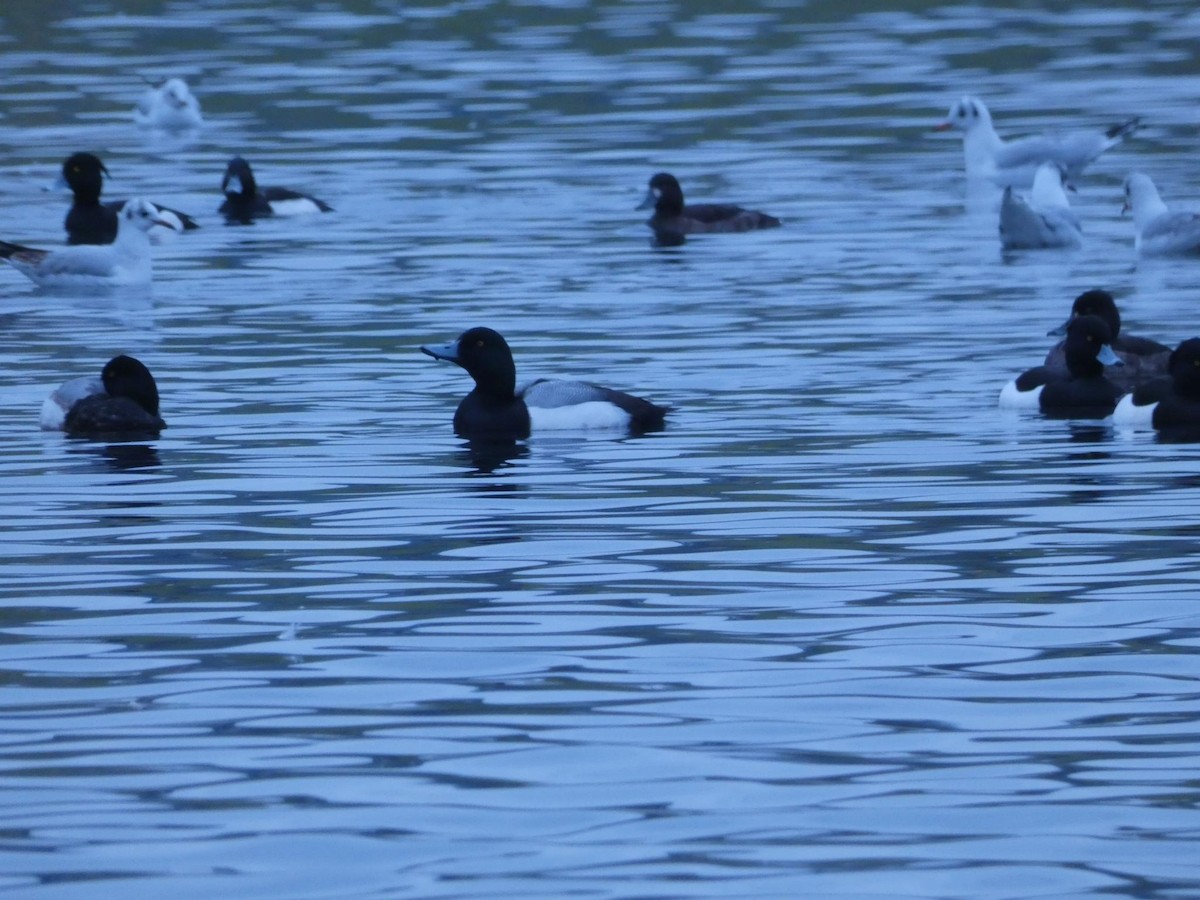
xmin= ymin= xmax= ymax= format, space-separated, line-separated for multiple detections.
xmin=219 ymin=156 xmax=333 ymax=223
xmin=637 ymin=172 xmax=781 ymax=241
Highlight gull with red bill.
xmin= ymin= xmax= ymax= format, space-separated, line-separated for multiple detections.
xmin=935 ymin=95 xmax=1140 ymax=188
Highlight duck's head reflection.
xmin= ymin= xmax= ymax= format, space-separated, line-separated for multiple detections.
xmin=458 ymin=437 xmax=529 ymax=477
xmin=68 ymin=440 xmax=162 ymax=472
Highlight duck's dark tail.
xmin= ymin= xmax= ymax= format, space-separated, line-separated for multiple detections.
xmin=159 ymin=205 xmax=201 ymax=230
xmin=621 ymin=396 xmax=671 ymax=434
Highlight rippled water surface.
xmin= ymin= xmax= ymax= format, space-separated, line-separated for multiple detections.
xmin=3 ymin=2 xmax=1200 ymax=897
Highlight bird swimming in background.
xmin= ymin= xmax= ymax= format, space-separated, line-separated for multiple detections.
xmin=1042 ymin=289 xmax=1170 ymax=392
xmin=57 ymin=152 xmax=198 ymax=245
xmin=1000 ymin=315 xmax=1125 ymax=418
xmin=219 ymin=156 xmax=333 ymax=223
xmin=134 ymin=77 xmax=203 ymax=130
xmin=41 ymin=355 xmax=166 ymax=438
xmin=1113 ymin=338 xmax=1200 ymax=439
xmin=934 ymin=95 xmax=1139 ymax=188
xmin=638 ymin=172 xmax=780 ymax=243
xmin=421 ymin=326 xmax=669 ymax=440
xmin=1122 ymin=172 xmax=1200 ymax=258
xmin=999 ymin=161 xmax=1082 ymax=250
xmin=1 ymin=198 xmax=176 ymax=287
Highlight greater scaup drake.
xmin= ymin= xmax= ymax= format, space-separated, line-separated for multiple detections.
xmin=421 ymin=326 xmax=669 ymax=439
xmin=1114 ymin=339 xmax=1200 ymax=436
xmin=134 ymin=77 xmax=203 ymax=130
xmin=41 ymin=355 xmax=165 ymax=438
xmin=1000 ymin=314 xmax=1125 ymax=417
xmin=933 ymin=95 xmax=1139 ymax=187
xmin=1 ymin=198 xmax=174 ymax=287
xmin=59 ymin=152 xmax=197 ymax=245
xmin=637 ymin=172 xmax=780 ymax=240
xmin=1122 ymin=172 xmax=1200 ymax=257
xmin=999 ymin=161 xmax=1082 ymax=249
xmin=1043 ymin=289 xmax=1170 ymax=391
xmin=219 ymin=156 xmax=333 ymax=223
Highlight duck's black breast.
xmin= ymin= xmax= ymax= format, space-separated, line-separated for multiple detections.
xmin=65 ymin=204 xmax=119 ymax=245
xmin=64 ymin=395 xmax=166 ymax=437
xmin=1153 ymin=391 xmax=1200 ymax=425
xmin=220 ymin=192 xmax=274 ymax=222
xmin=1153 ymin=393 xmax=1200 ymax=438
xmin=453 ymin=391 xmax=532 ymax=440
xmin=1039 ymin=377 xmax=1123 ymax=418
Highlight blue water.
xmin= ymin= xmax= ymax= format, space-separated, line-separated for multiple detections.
xmin=2 ymin=3 xmax=1200 ymax=897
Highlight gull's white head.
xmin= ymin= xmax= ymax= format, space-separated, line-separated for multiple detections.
xmin=1122 ymin=172 xmax=1166 ymax=225
xmin=161 ymin=78 xmax=194 ymax=109
xmin=935 ymin=96 xmax=993 ymax=133
xmin=121 ymin=198 xmax=178 ymax=235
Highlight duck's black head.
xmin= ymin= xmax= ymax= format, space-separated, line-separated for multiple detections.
xmin=221 ymin=156 xmax=256 ymax=196
xmin=62 ymin=152 xmax=109 ymax=203
xmin=1169 ymin=338 xmax=1200 ymax=398
xmin=1070 ymin=289 xmax=1120 ymax=338
xmin=102 ymin=355 xmax=160 ymax=416
xmin=638 ymin=172 xmax=684 ymax=216
xmin=1064 ymin=315 xmax=1122 ymax=378
xmin=1048 ymin=289 xmax=1121 ymax=340
xmin=422 ymin=326 xmax=518 ymax=399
